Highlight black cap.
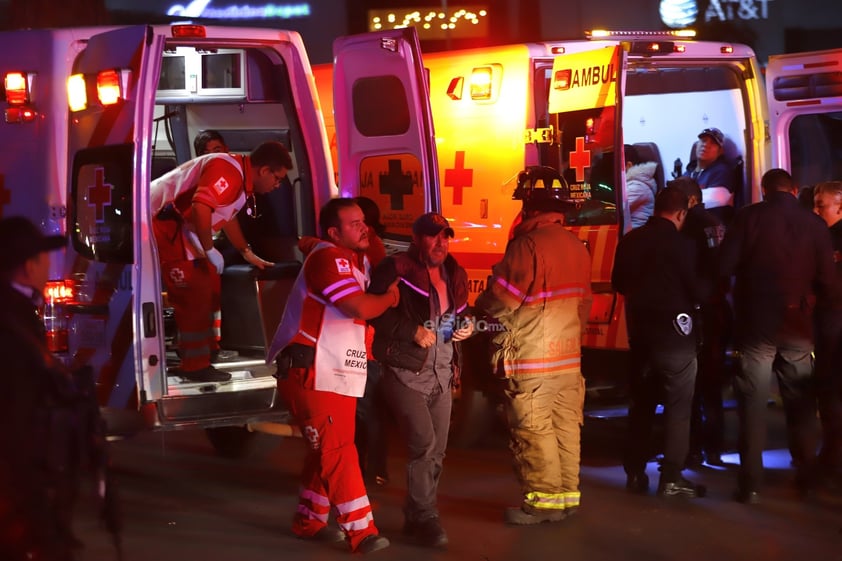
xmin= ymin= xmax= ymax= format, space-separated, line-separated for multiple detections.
xmin=0 ymin=216 xmax=66 ymax=272
xmin=412 ymin=212 xmax=455 ymax=238
xmin=698 ymin=127 xmax=725 ymax=147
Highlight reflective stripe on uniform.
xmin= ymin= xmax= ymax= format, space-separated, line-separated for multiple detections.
xmin=563 ymin=491 xmax=581 ymax=508
xmin=524 ymin=491 xmax=566 ymax=510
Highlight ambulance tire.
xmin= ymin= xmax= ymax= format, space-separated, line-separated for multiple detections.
xmin=205 ymin=426 xmax=257 ymax=459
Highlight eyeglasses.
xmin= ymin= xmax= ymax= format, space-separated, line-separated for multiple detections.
xmin=271 ymin=169 xmax=286 ymax=187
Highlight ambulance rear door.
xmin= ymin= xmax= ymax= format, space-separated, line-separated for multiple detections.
xmin=766 ymin=48 xmax=842 ymax=187
xmin=332 ymin=27 xmax=439 ymax=242
xmin=545 ymin=45 xmax=627 ymax=353
xmin=65 ymin=26 xmax=167 ymax=411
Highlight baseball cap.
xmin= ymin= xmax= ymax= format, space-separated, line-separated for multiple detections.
xmin=412 ymin=212 xmax=454 ymax=238
xmin=0 ymin=216 xmax=66 ymax=272
xmin=698 ymin=127 xmax=724 ymax=147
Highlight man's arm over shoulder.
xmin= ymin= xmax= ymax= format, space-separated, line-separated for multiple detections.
xmin=305 ymin=247 xmax=396 ymax=320
xmin=367 ymin=257 xmax=419 ymax=343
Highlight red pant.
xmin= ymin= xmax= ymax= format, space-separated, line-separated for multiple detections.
xmin=154 ymin=218 xmax=219 ymax=372
xmin=279 ymin=368 xmax=378 ymax=551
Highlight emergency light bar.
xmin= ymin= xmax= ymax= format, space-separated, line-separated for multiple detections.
xmin=470 ymin=66 xmax=493 ymax=100
xmin=67 ymin=74 xmax=87 ymax=112
xmin=97 ymin=70 xmax=123 ymax=105
xmin=587 ymin=29 xmax=696 ymax=39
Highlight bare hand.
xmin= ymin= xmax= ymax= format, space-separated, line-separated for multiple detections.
xmin=451 ymin=318 xmax=474 ymax=342
xmin=387 ymin=278 xmax=401 ymax=308
xmin=413 ymin=325 xmax=436 ymax=348
xmin=244 ymin=250 xmax=274 ymax=270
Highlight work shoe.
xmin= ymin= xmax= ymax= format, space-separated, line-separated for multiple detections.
xmin=657 ymin=476 xmax=706 ymax=498
xmin=625 ymin=472 xmax=649 ymax=494
xmin=298 ymin=526 xmax=345 ymax=543
xmin=180 ymin=366 xmax=231 ymax=383
xmin=405 ymin=517 xmax=448 ymax=548
xmin=212 ymin=349 xmax=239 ymax=362
xmin=355 ymin=534 xmax=390 ymax=554
xmin=503 ymin=507 xmax=566 ymax=525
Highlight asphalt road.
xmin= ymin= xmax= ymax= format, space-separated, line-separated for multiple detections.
xmin=72 ymin=404 xmax=841 ymax=561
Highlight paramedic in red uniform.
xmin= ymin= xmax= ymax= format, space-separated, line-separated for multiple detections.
xmin=267 ymin=198 xmax=399 ymax=554
xmin=151 ymin=141 xmax=291 ymax=383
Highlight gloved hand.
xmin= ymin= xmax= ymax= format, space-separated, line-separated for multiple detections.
xmin=206 ymin=247 xmax=225 ymax=274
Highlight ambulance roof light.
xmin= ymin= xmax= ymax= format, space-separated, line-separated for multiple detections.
xmin=5 ymin=72 xmax=31 ymax=106
xmin=587 ymin=29 xmax=696 ymax=39
xmin=171 ymin=24 xmax=207 ymax=38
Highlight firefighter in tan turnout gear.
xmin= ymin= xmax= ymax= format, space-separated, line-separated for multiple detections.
xmin=476 ymin=168 xmax=592 ymax=524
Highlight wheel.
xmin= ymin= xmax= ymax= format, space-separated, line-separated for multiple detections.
xmin=205 ymin=426 xmax=257 ymax=459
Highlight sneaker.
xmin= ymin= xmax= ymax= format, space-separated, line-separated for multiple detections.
xmin=657 ymin=476 xmax=706 ymax=498
xmin=503 ymin=507 xmax=566 ymax=525
xmin=355 ymin=534 xmax=390 ymax=554
xmin=406 ymin=517 xmax=448 ymax=548
xmin=180 ymin=366 xmax=231 ymax=383
xmin=298 ymin=526 xmax=345 ymax=543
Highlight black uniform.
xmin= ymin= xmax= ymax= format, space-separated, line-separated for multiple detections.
xmin=0 ymin=282 xmax=79 ymax=561
xmin=682 ymin=204 xmax=729 ymax=464
xmin=815 ymin=220 xmax=842 ymax=474
xmin=719 ymin=190 xmax=835 ymax=496
xmin=612 ymin=216 xmax=702 ymax=487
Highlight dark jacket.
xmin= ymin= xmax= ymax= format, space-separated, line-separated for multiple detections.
xmin=719 ymin=190 xmax=835 ymax=343
xmin=682 ymin=204 xmax=726 ymax=305
xmin=368 ymin=245 xmax=469 ymax=376
xmin=0 ymin=281 xmax=81 ymax=559
xmin=685 ymin=155 xmax=735 ymax=192
xmin=612 ymin=215 xmax=701 ymax=351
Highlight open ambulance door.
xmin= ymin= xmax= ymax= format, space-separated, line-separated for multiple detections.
xmin=332 ymin=27 xmax=439 ymax=242
xmin=546 ymin=45 xmax=631 ymax=384
xmin=65 ymin=26 xmax=167 ymax=419
xmin=766 ymin=48 xmax=842 ymax=188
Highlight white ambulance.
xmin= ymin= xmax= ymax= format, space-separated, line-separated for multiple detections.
xmin=315 ymin=30 xmax=770 ymax=409
xmin=766 ymin=47 xmax=842 ymax=188
xmin=0 ymin=24 xmax=347 ymax=455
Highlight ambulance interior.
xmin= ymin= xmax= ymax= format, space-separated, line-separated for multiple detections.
xmin=149 ymin=45 xmax=314 ymax=388
xmin=537 ymin=61 xmax=750 ymax=229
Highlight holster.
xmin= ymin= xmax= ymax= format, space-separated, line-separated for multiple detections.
xmin=274 ymin=343 xmax=315 ymax=379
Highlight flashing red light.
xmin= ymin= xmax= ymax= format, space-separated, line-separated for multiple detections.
xmin=171 ymin=25 xmax=207 ymax=38
xmin=4 ymin=72 xmax=29 ymax=105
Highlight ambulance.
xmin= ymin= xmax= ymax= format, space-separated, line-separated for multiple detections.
xmin=315 ymin=29 xmax=770 ymax=405
xmin=0 ymin=24 xmax=348 ymax=456
xmin=765 ymin=47 xmax=842 ymax=189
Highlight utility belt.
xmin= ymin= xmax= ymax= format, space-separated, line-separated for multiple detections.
xmin=274 ymin=343 xmax=315 ymax=379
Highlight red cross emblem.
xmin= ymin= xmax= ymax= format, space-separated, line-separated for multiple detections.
xmin=569 ymin=137 xmax=591 ymax=183
xmin=444 ymin=151 xmax=473 ymax=206
xmin=88 ymin=167 xmax=113 ymax=223
xmin=0 ymin=175 xmax=9 ymax=219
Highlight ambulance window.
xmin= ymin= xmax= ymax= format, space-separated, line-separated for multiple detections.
xmin=788 ymin=111 xmax=842 ymax=188
xmin=159 ymin=56 xmax=186 ymax=91
xmin=352 ymin=76 xmax=410 ymax=136
xmin=69 ymin=144 xmax=134 ymax=264
xmin=202 ymin=53 xmax=242 ymax=89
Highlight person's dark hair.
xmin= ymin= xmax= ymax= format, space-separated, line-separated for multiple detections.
xmin=760 ymin=168 xmax=794 ymax=194
xmin=250 ymin=141 xmax=293 ymax=171
xmin=654 ymin=186 xmax=689 ymax=215
xmin=666 ymin=176 xmax=702 ymax=202
xmin=624 ymin=144 xmax=642 ymax=166
xmin=354 ymin=196 xmax=386 ymax=237
xmin=193 ymin=130 xmax=226 ymax=156
xmin=319 ymin=198 xmax=360 ymax=239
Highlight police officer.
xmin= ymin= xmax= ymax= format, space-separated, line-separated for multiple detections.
xmin=0 ymin=216 xmax=76 ymax=561
xmin=613 ymin=188 xmax=705 ymax=498
xmin=719 ymin=168 xmax=835 ymax=503
xmin=668 ymin=177 xmax=728 ymax=466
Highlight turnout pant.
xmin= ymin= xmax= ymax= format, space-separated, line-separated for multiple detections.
xmin=278 ymin=368 xmax=378 ymax=551
xmin=503 ymin=372 xmax=585 ymax=513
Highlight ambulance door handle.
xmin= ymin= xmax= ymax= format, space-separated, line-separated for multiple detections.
xmin=142 ymin=302 xmax=157 ymax=338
